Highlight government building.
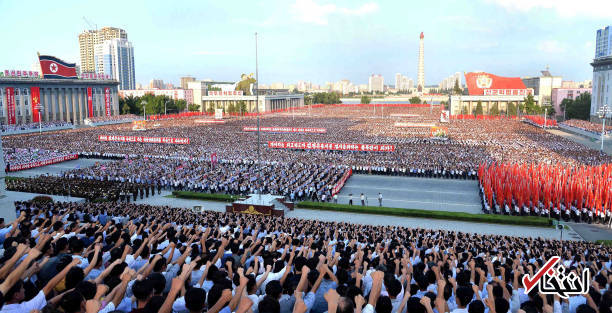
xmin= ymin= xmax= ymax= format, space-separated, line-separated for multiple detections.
xmin=0 ymin=76 xmax=119 ymax=125
xmin=449 ymin=72 xmax=540 ymax=115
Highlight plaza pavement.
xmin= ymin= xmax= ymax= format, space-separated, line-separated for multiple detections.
xmin=337 ymin=174 xmax=482 ymax=213
xmin=132 ymin=191 xmax=582 ymax=240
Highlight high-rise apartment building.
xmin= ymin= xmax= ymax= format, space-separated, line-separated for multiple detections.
xmin=79 ymin=27 xmax=127 ymax=73
xmin=595 ymin=26 xmax=612 ymax=59
xmin=149 ymin=79 xmax=164 ymax=89
xmin=94 ymin=38 xmax=135 ymax=90
xmin=180 ymin=76 xmax=195 ymax=89
xmin=395 ymin=73 xmax=412 ymax=92
xmin=368 ymin=74 xmax=384 ymax=93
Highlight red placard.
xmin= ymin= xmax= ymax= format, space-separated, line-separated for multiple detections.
xmin=268 ymin=141 xmax=395 ymax=152
xmin=332 ymin=168 xmax=352 ymax=195
xmin=243 ymin=127 xmax=327 ymax=133
xmin=5 ymin=87 xmax=16 ymax=125
xmin=87 ymin=87 xmax=93 ymax=118
xmin=98 ymin=135 xmax=190 ymax=145
xmin=8 ymin=154 xmax=78 ymax=172
xmin=31 ymin=87 xmax=40 ymax=123
xmin=104 ymin=87 xmax=111 ymax=117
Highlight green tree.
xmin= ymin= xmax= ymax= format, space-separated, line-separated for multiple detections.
xmin=207 ymin=103 xmax=215 ymax=113
xmin=360 ymin=95 xmax=371 ymax=104
xmin=566 ymin=92 xmax=591 ymax=120
xmin=560 ymin=98 xmax=573 ymax=119
xmin=188 ymin=104 xmax=200 ymax=112
xmin=507 ymin=102 xmax=517 ymax=116
xmin=312 ymin=92 xmax=341 ymax=104
xmin=408 ymin=96 xmax=422 ymax=104
xmin=227 ymin=102 xmax=236 ymax=113
xmin=523 ymin=94 xmax=541 ymax=114
xmin=475 ymin=101 xmax=484 ymax=116
xmin=453 ymin=80 xmax=462 ymax=95
xmin=237 ymin=100 xmax=247 ymax=113
xmin=490 ymin=103 xmax=500 ymax=116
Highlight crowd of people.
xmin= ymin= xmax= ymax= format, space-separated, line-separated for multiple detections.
xmin=60 ymin=157 xmax=349 ymax=202
xmin=478 ymin=163 xmax=611 ymax=225
xmin=561 ymin=120 xmax=611 ymax=136
xmin=0 ymin=199 xmax=609 ymax=313
xmin=0 ymin=121 xmax=72 ymax=133
xmin=3 ymin=148 xmax=75 ymax=171
xmin=6 ymin=175 xmax=156 ymax=202
xmin=87 ymin=115 xmax=140 ymax=124
xmin=2 ymin=105 xmax=611 ymax=222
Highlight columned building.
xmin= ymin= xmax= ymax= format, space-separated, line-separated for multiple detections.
xmin=449 ymin=72 xmax=539 ymax=115
xmin=201 ymin=92 xmax=304 ymax=113
xmin=0 ymin=77 xmax=119 ymax=125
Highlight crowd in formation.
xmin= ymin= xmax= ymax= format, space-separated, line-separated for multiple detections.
xmin=0 ymin=200 xmax=609 ymax=313
xmin=3 ymin=148 xmax=74 ymax=171
xmin=87 ymin=115 xmax=140 ymax=124
xmin=2 ymin=105 xmax=611 ymax=222
xmin=0 ymin=121 xmax=72 ymax=133
xmin=478 ymin=163 xmax=612 ymax=225
xmin=6 ymin=175 xmax=157 ymax=202
xmin=561 ymin=120 xmax=611 ymax=136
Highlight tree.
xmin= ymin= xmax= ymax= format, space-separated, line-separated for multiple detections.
xmin=453 ymin=80 xmax=462 ymax=95
xmin=490 ymin=103 xmax=500 ymax=116
xmin=312 ymin=92 xmax=341 ymax=104
xmin=507 ymin=102 xmax=517 ymax=116
xmin=237 ymin=100 xmax=247 ymax=113
xmin=227 ymin=102 xmax=236 ymax=113
xmin=560 ymin=98 xmax=572 ymax=119
xmin=566 ymin=92 xmax=591 ymax=120
xmin=188 ymin=104 xmax=200 ymax=112
xmin=207 ymin=103 xmax=215 ymax=113
xmin=475 ymin=101 xmax=483 ymax=116
xmin=360 ymin=95 xmax=371 ymax=104
xmin=461 ymin=106 xmax=468 ymax=114
xmin=409 ymin=96 xmax=422 ymax=104
xmin=523 ymin=94 xmax=542 ymax=114
xmin=545 ymin=105 xmax=555 ymax=117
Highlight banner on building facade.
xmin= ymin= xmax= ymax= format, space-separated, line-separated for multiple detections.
xmin=8 ymin=154 xmax=78 ymax=172
xmin=104 ymin=87 xmax=111 ymax=117
xmin=87 ymin=87 xmax=93 ymax=118
xmin=98 ymin=135 xmax=190 ymax=145
xmin=5 ymin=87 xmax=16 ymax=125
xmin=268 ymin=141 xmax=395 ymax=152
xmin=30 ymin=87 xmax=40 ymax=123
xmin=243 ymin=126 xmax=327 ymax=133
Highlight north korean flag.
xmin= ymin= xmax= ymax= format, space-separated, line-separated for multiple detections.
xmin=38 ymin=55 xmax=77 ymax=79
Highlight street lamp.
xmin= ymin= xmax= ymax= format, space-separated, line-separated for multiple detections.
xmin=164 ymin=100 xmax=169 ymax=116
xmin=597 ymin=105 xmax=609 ymax=151
xmin=141 ymin=100 xmax=147 ymax=120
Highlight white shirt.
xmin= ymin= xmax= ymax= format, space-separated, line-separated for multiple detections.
xmin=0 ymin=290 xmax=47 ymax=313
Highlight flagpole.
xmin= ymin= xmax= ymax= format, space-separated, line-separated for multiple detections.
xmin=255 ymin=32 xmax=261 ymax=199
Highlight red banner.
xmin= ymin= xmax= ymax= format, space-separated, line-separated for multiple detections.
xmin=5 ymin=87 xmax=16 ymax=125
xmin=87 ymin=87 xmax=93 ymax=118
xmin=30 ymin=87 xmax=40 ymax=123
xmin=243 ymin=127 xmax=327 ymax=133
xmin=8 ymin=154 xmax=78 ymax=172
xmin=194 ymin=119 xmax=225 ymax=124
xmin=98 ymin=135 xmax=190 ymax=145
xmin=268 ymin=141 xmax=395 ymax=152
xmin=104 ymin=87 xmax=111 ymax=117
xmin=332 ymin=168 xmax=352 ymax=195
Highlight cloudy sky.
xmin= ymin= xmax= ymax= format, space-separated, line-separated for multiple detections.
xmin=1 ymin=0 xmax=611 ymax=86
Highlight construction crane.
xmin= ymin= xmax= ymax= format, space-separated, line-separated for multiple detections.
xmin=82 ymin=16 xmax=97 ymax=31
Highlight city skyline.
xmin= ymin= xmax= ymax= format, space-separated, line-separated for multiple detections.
xmin=1 ymin=0 xmax=611 ymax=87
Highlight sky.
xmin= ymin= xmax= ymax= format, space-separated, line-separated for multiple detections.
xmin=1 ymin=0 xmax=611 ymax=87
